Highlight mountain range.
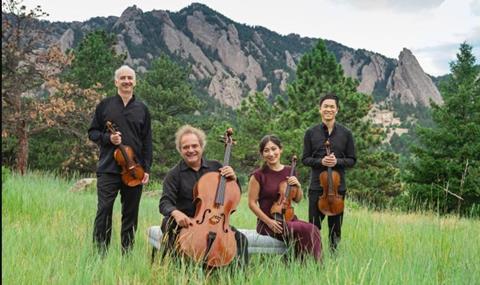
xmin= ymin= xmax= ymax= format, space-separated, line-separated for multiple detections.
xmin=24 ymin=3 xmax=446 ymax=138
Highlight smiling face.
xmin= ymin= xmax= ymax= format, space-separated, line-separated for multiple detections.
xmin=115 ymin=68 xmax=136 ymax=95
xmin=261 ymin=140 xmax=283 ymax=167
xmin=319 ymin=98 xmax=338 ymax=123
xmin=180 ymin=133 xmax=204 ymax=169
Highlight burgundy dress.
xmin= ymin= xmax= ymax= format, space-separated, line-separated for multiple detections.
xmin=252 ymin=166 xmax=322 ymax=261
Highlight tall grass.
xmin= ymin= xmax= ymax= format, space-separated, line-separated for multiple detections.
xmin=2 ymin=171 xmax=479 ymax=284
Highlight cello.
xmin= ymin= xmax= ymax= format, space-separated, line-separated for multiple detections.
xmin=270 ymin=155 xmax=298 ymax=223
xmin=106 ymin=121 xmax=145 ymax=187
xmin=176 ymin=128 xmax=241 ymax=268
xmin=317 ymin=139 xmax=344 ymax=216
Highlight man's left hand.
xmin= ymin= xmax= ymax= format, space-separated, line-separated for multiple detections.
xmin=219 ymin=166 xmax=236 ymax=181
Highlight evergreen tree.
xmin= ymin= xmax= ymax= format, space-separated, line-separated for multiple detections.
xmin=236 ymin=40 xmax=401 ymax=208
xmin=282 ymin=40 xmax=401 ymax=208
xmin=405 ymin=42 xmax=480 ymax=216
xmin=135 ymin=55 xmax=203 ymax=178
xmin=2 ymin=1 xmax=102 ymax=175
xmin=232 ymin=92 xmax=280 ymax=173
xmin=2 ymin=0 xmax=48 ymax=174
xmin=63 ymin=30 xmax=125 ymax=94
xmin=29 ymin=30 xmax=124 ymax=173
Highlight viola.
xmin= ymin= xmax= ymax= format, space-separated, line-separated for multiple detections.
xmin=317 ymin=139 xmax=344 ymax=216
xmin=270 ymin=155 xmax=298 ymax=223
xmin=176 ymin=128 xmax=241 ymax=268
xmin=106 ymin=121 xmax=145 ymax=187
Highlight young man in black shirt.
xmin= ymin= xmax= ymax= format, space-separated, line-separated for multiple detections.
xmin=159 ymin=125 xmax=248 ymax=267
xmin=88 ymin=65 xmax=152 ymax=254
xmin=302 ymin=92 xmax=356 ymax=253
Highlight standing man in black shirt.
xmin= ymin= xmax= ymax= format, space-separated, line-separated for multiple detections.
xmin=302 ymin=92 xmax=356 ymax=253
xmin=88 ymin=65 xmax=152 ymax=254
xmin=159 ymin=125 xmax=248 ymax=267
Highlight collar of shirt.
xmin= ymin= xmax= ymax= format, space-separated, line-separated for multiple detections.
xmin=115 ymin=93 xmax=136 ymax=106
xmin=321 ymin=122 xmax=337 ymax=139
xmin=179 ymin=157 xmax=210 ymax=172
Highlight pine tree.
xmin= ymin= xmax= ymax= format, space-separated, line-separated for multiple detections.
xmin=236 ymin=40 xmax=401 ymax=208
xmin=232 ymin=92 xmax=281 ymax=173
xmin=282 ymin=40 xmax=400 ymax=207
xmin=63 ymin=30 xmax=125 ymax=94
xmin=29 ymin=30 xmax=124 ymax=173
xmin=2 ymin=0 xmax=49 ymax=174
xmin=135 ymin=55 xmax=203 ymax=177
xmin=405 ymin=42 xmax=480 ymax=216
xmin=2 ymin=1 xmax=102 ymax=174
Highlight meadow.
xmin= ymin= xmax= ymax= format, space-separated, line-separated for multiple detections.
xmin=2 ymin=171 xmax=479 ymax=285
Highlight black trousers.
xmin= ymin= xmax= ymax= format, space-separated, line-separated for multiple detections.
xmin=93 ymin=173 xmax=142 ymax=253
xmin=308 ymin=190 xmax=344 ymax=251
xmin=159 ymin=216 xmax=249 ymax=268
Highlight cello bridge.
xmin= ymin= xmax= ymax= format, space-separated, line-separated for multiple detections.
xmin=209 ymin=215 xmax=222 ymax=225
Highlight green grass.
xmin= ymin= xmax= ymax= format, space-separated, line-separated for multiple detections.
xmin=2 ymin=171 xmax=479 ymax=284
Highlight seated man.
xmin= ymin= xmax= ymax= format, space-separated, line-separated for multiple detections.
xmin=159 ymin=125 xmax=248 ymax=268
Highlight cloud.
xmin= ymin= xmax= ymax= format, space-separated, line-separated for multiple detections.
xmin=467 ymin=26 xmax=480 ymax=46
xmin=471 ymin=0 xmax=480 ymax=16
xmin=331 ymin=0 xmax=446 ymax=12
xmin=412 ymin=28 xmax=480 ymax=76
xmin=413 ymin=44 xmax=458 ymax=76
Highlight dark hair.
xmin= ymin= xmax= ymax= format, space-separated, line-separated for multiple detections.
xmin=319 ymin=92 xmax=340 ymax=108
xmin=259 ymin=135 xmax=282 ymax=153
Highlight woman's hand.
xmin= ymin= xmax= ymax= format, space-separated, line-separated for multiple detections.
xmin=287 ymin=176 xmax=300 ymax=187
xmin=287 ymin=176 xmax=302 ymax=202
xmin=266 ymin=218 xmax=283 ymax=234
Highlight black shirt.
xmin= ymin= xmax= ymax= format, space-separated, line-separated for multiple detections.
xmin=302 ymin=122 xmax=356 ymax=193
xmin=88 ymin=94 xmax=152 ymax=174
xmin=159 ymin=158 xmax=240 ymax=218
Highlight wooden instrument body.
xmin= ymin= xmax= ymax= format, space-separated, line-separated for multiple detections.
xmin=317 ymin=140 xmax=344 ymax=216
xmin=177 ymin=172 xmax=240 ymax=267
xmin=270 ymin=156 xmax=298 ymax=223
xmin=106 ymin=121 xmax=145 ymax=187
xmin=270 ymin=181 xmax=297 ymax=222
xmin=176 ymin=128 xmax=240 ymax=268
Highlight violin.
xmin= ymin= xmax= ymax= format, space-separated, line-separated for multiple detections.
xmin=270 ymin=155 xmax=298 ymax=222
xmin=317 ymin=139 xmax=344 ymax=216
xmin=106 ymin=121 xmax=145 ymax=187
xmin=176 ymin=128 xmax=241 ymax=268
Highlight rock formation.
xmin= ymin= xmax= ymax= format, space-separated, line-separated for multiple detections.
xmin=8 ymin=3 xmax=442 ymax=111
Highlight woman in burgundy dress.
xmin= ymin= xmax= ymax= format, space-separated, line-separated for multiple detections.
xmin=248 ymin=135 xmax=322 ymax=261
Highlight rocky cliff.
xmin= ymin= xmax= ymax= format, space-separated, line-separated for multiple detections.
xmin=21 ymin=3 xmax=443 ymax=110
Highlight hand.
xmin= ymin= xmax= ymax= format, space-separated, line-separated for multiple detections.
xmin=290 ymin=187 xmax=303 ymax=202
xmin=286 ymin=176 xmax=300 ymax=187
xmin=110 ymin=131 xmax=122 ymax=145
xmin=142 ymin=173 xmax=149 ymax=185
xmin=321 ymin=153 xmax=337 ymax=167
xmin=172 ymin=210 xmax=193 ymax=228
xmin=219 ymin=166 xmax=236 ymax=181
xmin=267 ymin=218 xmax=283 ymax=234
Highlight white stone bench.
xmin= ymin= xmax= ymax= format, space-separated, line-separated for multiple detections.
xmin=147 ymin=226 xmax=287 ymax=262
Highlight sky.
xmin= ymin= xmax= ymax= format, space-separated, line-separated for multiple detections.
xmin=19 ymin=0 xmax=480 ymax=76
